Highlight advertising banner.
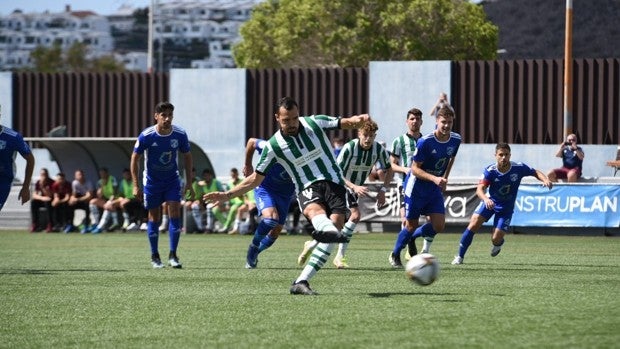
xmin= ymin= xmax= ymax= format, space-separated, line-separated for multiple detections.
xmin=358 ymin=182 xmax=620 ymax=228
xmin=512 ymin=184 xmax=620 ymax=227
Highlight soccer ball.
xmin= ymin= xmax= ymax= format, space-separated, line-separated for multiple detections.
xmin=405 ymin=253 xmax=440 ymax=286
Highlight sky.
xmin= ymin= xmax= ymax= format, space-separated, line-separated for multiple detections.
xmin=0 ymin=0 xmax=152 ymax=16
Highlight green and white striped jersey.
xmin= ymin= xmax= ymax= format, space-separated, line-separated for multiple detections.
xmin=391 ymin=133 xmax=421 ymax=182
xmin=338 ymin=139 xmax=391 ymax=186
xmin=256 ymin=115 xmax=345 ymax=193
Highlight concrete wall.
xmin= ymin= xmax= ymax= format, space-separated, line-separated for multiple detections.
xmin=369 ymin=61 xmax=452 ymax=146
xmin=0 ymin=72 xmax=12 ymax=128
xmin=170 ymin=69 xmax=247 ymax=177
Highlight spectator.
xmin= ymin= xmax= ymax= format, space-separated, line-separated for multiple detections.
xmin=547 ymin=133 xmax=585 ymax=183
xmin=185 ymin=168 xmax=207 ymax=233
xmin=90 ymin=167 xmax=120 ymax=233
xmin=30 ymin=168 xmax=54 ymax=232
xmin=117 ymin=168 xmax=145 ymax=231
xmin=51 ymin=172 xmax=72 ymax=232
xmin=196 ymin=169 xmax=225 ymax=233
xmin=67 ymin=169 xmax=94 ymax=233
xmin=429 ymin=92 xmax=454 ymax=118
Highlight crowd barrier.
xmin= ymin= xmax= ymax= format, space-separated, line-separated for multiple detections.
xmin=357 ymin=182 xmax=620 ymax=228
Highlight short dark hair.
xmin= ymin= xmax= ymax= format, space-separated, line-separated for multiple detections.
xmin=496 ymin=142 xmax=511 ymax=153
xmin=437 ymin=106 xmax=454 ymax=119
xmin=155 ymin=101 xmax=174 ymax=113
xmin=276 ymin=97 xmax=298 ymax=113
xmin=407 ymin=108 xmax=422 ymax=119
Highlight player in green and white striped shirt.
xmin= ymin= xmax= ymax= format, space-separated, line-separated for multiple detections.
xmin=297 ymin=119 xmax=393 ymax=269
xmin=390 ymin=108 xmax=423 ymax=258
xmin=204 ymin=97 xmax=370 ymax=295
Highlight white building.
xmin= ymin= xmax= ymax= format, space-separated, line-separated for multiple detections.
xmin=0 ymin=6 xmax=113 ymax=70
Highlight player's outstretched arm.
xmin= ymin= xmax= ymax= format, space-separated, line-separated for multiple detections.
xmin=534 ymin=169 xmax=553 ymax=190
xmin=18 ymin=152 xmax=35 ymax=205
xmin=204 ymin=172 xmax=265 ymax=204
xmin=340 ymin=114 xmax=370 ymax=129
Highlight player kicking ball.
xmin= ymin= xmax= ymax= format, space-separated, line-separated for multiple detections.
xmin=451 ymin=143 xmax=553 ymax=264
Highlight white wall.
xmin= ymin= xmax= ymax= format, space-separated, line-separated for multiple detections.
xmin=0 ymin=72 xmax=12 ymax=128
xmin=369 ymin=61 xmax=452 ymax=146
xmin=169 ymin=68 xmax=247 ymax=178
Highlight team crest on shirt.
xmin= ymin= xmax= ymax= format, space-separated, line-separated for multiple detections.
xmin=510 ymin=173 xmax=519 ymax=182
xmin=170 ymin=139 xmax=178 ymax=149
xmin=0 ymin=140 xmax=5 ymax=150
xmin=447 ymin=147 xmax=456 ymax=156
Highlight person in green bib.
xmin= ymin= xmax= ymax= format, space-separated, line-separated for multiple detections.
xmin=89 ymin=167 xmax=120 ymax=234
xmin=116 ymin=168 xmax=145 ymax=231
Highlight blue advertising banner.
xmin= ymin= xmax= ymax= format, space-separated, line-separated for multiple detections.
xmin=358 ymin=182 xmax=620 ymax=228
xmin=512 ymin=184 xmax=620 ymax=228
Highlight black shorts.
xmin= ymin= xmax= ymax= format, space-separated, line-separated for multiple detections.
xmin=345 ymin=188 xmax=359 ymax=209
xmin=398 ymin=185 xmax=405 ymax=208
xmin=296 ymin=180 xmax=348 ymax=216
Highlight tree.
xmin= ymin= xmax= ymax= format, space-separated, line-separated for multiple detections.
xmin=233 ymin=0 xmax=499 ymax=68
xmin=28 ymin=42 xmax=126 ymax=72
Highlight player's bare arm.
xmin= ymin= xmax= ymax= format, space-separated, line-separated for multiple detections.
xmin=204 ymin=172 xmax=265 ymax=204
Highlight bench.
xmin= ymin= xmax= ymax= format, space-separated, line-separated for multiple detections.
xmin=606 ymin=146 xmax=620 ymax=177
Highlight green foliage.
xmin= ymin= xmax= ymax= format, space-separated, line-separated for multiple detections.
xmin=0 ymin=231 xmax=618 ymax=348
xmin=234 ymin=0 xmax=499 ymax=68
xmin=28 ymin=42 xmax=126 ymax=72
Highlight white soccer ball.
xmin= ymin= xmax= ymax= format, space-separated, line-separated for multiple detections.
xmin=405 ymin=253 xmax=440 ymax=286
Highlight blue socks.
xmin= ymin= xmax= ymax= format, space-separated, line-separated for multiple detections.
xmin=393 ymin=227 xmax=413 ymax=255
xmin=147 ymin=221 xmax=160 ymax=254
xmin=252 ymin=218 xmax=278 ymax=247
xmin=258 ymin=235 xmax=276 ymax=252
xmin=169 ymin=217 xmax=181 ymax=253
xmin=458 ymin=229 xmax=475 ymax=258
xmin=412 ymin=222 xmax=436 ymax=239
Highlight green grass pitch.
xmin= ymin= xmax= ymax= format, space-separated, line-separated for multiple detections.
xmin=0 ymin=230 xmax=618 ymax=348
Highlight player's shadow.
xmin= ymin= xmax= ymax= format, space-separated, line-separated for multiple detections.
xmin=367 ymin=292 xmax=462 ymax=298
xmin=0 ymin=268 xmax=127 ymax=275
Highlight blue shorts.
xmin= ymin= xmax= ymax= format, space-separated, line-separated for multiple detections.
xmin=403 ymin=182 xmax=445 ymax=220
xmin=143 ymin=179 xmax=182 ymax=210
xmin=254 ymin=186 xmax=291 ymax=225
xmin=474 ymin=201 xmax=513 ymax=232
xmin=0 ymin=181 xmax=11 ymax=212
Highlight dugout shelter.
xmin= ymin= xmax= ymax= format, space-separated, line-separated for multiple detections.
xmin=25 ymin=137 xmax=214 ymax=184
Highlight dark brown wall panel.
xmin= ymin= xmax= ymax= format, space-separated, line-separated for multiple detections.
xmin=12 ymin=72 xmax=168 ymax=138
xmin=246 ymin=68 xmax=368 ymax=143
xmin=11 ymin=60 xmax=618 ymax=145
xmin=453 ymin=58 xmax=619 ymax=144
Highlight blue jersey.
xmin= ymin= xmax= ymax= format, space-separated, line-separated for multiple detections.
xmin=481 ymin=161 xmax=536 ymax=211
xmin=562 ymin=146 xmax=584 ymax=169
xmin=0 ymin=126 xmax=32 ymax=183
xmin=409 ymin=132 xmax=461 ymax=193
xmin=255 ymin=139 xmax=295 ymax=198
xmin=133 ymin=125 xmax=191 ymax=187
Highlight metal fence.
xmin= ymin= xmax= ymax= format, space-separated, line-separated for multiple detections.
xmin=11 ymin=59 xmax=619 ymax=144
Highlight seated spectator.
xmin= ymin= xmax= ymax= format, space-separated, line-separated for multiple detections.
xmin=68 ymin=169 xmax=94 ymax=233
xmin=200 ymin=169 xmax=225 ymax=233
xmin=30 ymin=168 xmax=54 ymax=232
xmin=116 ymin=168 xmax=145 ymax=231
xmin=89 ymin=167 xmax=120 ymax=233
xmin=51 ymin=172 xmax=72 ymax=232
xmin=547 ymin=134 xmax=585 ymax=183
xmin=184 ymin=168 xmax=207 ymax=233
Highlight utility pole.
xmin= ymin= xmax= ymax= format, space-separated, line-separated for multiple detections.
xmin=147 ymin=0 xmax=154 ymax=73
xmin=563 ymin=0 xmax=573 ymax=138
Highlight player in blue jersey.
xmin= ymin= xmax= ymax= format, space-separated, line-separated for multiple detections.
xmin=0 ymin=105 xmax=35 ymax=212
xmin=242 ymin=137 xmax=296 ymax=269
xmin=451 ymin=143 xmax=553 ymax=264
xmin=130 ymin=101 xmax=194 ymax=269
xmin=389 ymin=106 xmax=461 ymax=268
